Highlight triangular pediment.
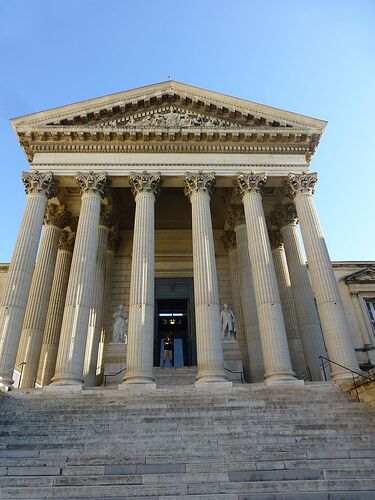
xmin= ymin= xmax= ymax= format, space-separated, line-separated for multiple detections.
xmin=344 ymin=267 xmax=375 ymax=284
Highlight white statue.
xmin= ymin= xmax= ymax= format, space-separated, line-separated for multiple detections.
xmin=112 ymin=305 xmax=128 ymax=343
xmin=221 ymin=304 xmax=237 ymax=342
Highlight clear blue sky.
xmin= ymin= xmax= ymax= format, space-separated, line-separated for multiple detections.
xmin=0 ymin=0 xmax=374 ymax=262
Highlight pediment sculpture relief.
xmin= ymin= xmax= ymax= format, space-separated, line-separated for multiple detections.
xmin=344 ymin=267 xmax=375 ymax=284
xmin=104 ymin=107 xmax=241 ymax=129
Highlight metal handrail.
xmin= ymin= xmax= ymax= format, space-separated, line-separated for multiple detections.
xmin=224 ymin=366 xmax=244 ymax=383
xmin=103 ymin=367 xmax=126 ymax=386
xmin=298 ymin=366 xmax=312 ymax=382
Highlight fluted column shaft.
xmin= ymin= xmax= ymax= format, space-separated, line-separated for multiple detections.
xmin=271 ymin=239 xmax=307 ymax=378
xmin=233 ymin=223 xmax=264 ymax=381
xmin=185 ymin=171 xmax=226 ymax=384
xmin=37 ymin=231 xmax=74 ymax=385
xmin=281 ymin=221 xmax=326 ymax=380
xmin=237 ymin=172 xmax=295 ymax=381
xmin=83 ymin=214 xmax=111 ymax=387
xmin=52 ymin=171 xmax=109 ymax=385
xmin=288 ymin=172 xmax=358 ymax=380
xmin=0 ymin=171 xmax=57 ymax=388
xmin=124 ymin=172 xmax=160 ymax=385
xmin=17 ymin=204 xmax=70 ymax=388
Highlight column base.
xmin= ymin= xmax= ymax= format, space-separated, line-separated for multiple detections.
xmin=44 ymin=384 xmax=83 ymax=392
xmin=331 ymin=369 xmax=360 ymax=383
xmin=118 ymin=382 xmax=157 ymax=392
xmin=123 ymin=374 xmax=155 ymax=385
xmin=50 ymin=374 xmax=84 ymax=387
xmin=265 ymin=378 xmax=304 ymax=387
xmin=195 ymin=380 xmax=233 ymax=391
xmin=0 ymin=376 xmax=14 ymax=391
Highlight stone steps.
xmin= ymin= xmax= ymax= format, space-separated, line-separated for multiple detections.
xmin=1 ymin=382 xmax=375 ymax=498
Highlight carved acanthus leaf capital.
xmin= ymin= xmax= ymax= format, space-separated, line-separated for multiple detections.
xmin=100 ymin=205 xmax=115 ymax=228
xmin=287 ymin=171 xmax=318 ymax=198
xmin=184 ymin=170 xmax=215 ymax=199
xmin=226 ymin=204 xmax=246 ymax=228
xmin=269 ymin=230 xmax=284 ymax=250
xmin=221 ymin=230 xmax=237 ymax=252
xmin=108 ymin=228 xmax=121 ymax=252
xmin=22 ymin=171 xmax=58 ymax=199
xmin=129 ymin=171 xmax=161 ymax=198
xmin=44 ymin=204 xmax=71 ymax=229
xmin=58 ymin=230 xmax=76 ymax=252
xmin=270 ymin=203 xmax=298 ymax=229
xmin=236 ymin=171 xmax=267 ymax=198
xmin=76 ymin=171 xmax=110 ymax=198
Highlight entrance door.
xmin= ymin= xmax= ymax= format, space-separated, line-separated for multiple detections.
xmin=154 ymin=278 xmax=196 ymax=367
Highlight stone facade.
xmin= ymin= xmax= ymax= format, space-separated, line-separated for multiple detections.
xmin=0 ymin=81 xmax=373 ymax=389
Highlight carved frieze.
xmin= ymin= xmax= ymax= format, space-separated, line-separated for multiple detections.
xmin=226 ymin=205 xmax=246 ymax=228
xmin=222 ymin=230 xmax=237 ymax=252
xmin=129 ymin=171 xmax=161 ymax=198
xmin=287 ymin=171 xmax=318 ymax=198
xmin=184 ymin=171 xmax=215 ymax=198
xmin=44 ymin=204 xmax=71 ymax=229
xmin=236 ymin=172 xmax=267 ymax=198
xmin=22 ymin=171 xmax=58 ymax=199
xmin=76 ymin=171 xmax=110 ymax=198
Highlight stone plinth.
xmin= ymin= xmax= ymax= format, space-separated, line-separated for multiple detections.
xmin=103 ymin=342 xmax=127 ymax=385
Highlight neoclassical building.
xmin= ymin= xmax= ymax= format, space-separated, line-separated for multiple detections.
xmin=0 ymin=81 xmax=373 ymax=390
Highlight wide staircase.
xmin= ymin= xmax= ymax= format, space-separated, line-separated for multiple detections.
xmin=1 ymin=374 xmax=375 ymax=499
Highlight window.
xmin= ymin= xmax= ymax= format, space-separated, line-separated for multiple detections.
xmin=365 ymin=299 xmax=375 ymax=334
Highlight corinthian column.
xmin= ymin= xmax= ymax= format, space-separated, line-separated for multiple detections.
xmin=287 ymin=172 xmax=358 ymax=380
xmin=37 ymin=230 xmax=75 ymax=386
xmin=123 ymin=172 xmax=160 ymax=385
xmin=0 ymin=171 xmax=57 ymax=388
xmin=226 ymin=206 xmax=264 ymax=382
xmin=184 ymin=171 xmax=226 ymax=384
xmin=52 ymin=171 xmax=110 ymax=386
xmin=236 ymin=172 xmax=295 ymax=382
xmin=17 ymin=204 xmax=71 ymax=388
xmin=83 ymin=206 xmax=114 ymax=387
xmin=222 ymin=230 xmax=249 ymax=378
xmin=269 ymin=230 xmax=306 ymax=378
xmin=270 ymin=203 xmax=326 ymax=380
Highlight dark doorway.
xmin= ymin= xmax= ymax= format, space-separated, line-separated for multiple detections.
xmin=154 ymin=278 xmax=196 ymax=367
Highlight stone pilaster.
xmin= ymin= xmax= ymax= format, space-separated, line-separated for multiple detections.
xmin=269 ymin=230 xmax=307 ymax=378
xmin=0 ymin=171 xmax=57 ymax=388
xmin=83 ymin=206 xmax=114 ymax=387
xmin=52 ymin=171 xmax=110 ymax=386
xmin=37 ymin=230 xmax=75 ymax=385
xmin=222 ymin=230 xmax=249 ymax=379
xmin=123 ymin=172 xmax=160 ymax=385
xmin=271 ymin=203 xmax=326 ymax=380
xmin=236 ymin=172 xmax=295 ymax=382
xmin=184 ymin=171 xmax=226 ymax=384
xmin=287 ymin=172 xmax=358 ymax=380
xmin=226 ymin=206 xmax=264 ymax=382
xmin=17 ymin=204 xmax=71 ymax=388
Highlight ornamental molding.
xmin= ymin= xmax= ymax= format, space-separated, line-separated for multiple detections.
xmin=287 ymin=171 xmax=318 ymax=198
xmin=58 ymin=229 xmax=75 ymax=252
xmin=44 ymin=203 xmax=71 ymax=229
xmin=269 ymin=230 xmax=284 ymax=250
xmin=236 ymin=171 xmax=267 ymax=197
xmin=22 ymin=171 xmax=58 ymax=198
xmin=129 ymin=171 xmax=161 ymax=198
xmin=344 ymin=267 xmax=375 ymax=285
xmin=226 ymin=205 xmax=246 ymax=228
xmin=270 ymin=203 xmax=298 ymax=229
xmin=222 ymin=230 xmax=237 ymax=252
xmin=76 ymin=171 xmax=110 ymax=198
xmin=184 ymin=171 xmax=216 ymax=198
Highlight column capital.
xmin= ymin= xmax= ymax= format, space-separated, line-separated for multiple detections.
xmin=269 ymin=230 xmax=284 ymax=250
xmin=184 ymin=170 xmax=215 ymax=199
xmin=22 ymin=171 xmax=58 ymax=199
xmin=108 ymin=228 xmax=120 ymax=252
xmin=58 ymin=230 xmax=76 ymax=253
xmin=76 ymin=171 xmax=110 ymax=198
xmin=287 ymin=171 xmax=318 ymax=198
xmin=270 ymin=203 xmax=298 ymax=229
xmin=44 ymin=204 xmax=71 ymax=229
xmin=130 ymin=171 xmax=160 ymax=198
xmin=226 ymin=204 xmax=246 ymax=228
xmin=236 ymin=172 xmax=267 ymax=198
xmin=222 ymin=230 xmax=237 ymax=252
xmin=100 ymin=205 xmax=115 ymax=228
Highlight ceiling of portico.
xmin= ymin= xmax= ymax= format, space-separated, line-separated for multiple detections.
xmin=11 ymin=81 xmax=327 ymax=164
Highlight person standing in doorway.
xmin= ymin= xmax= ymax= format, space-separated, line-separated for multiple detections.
xmin=162 ymin=334 xmax=174 ymax=368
